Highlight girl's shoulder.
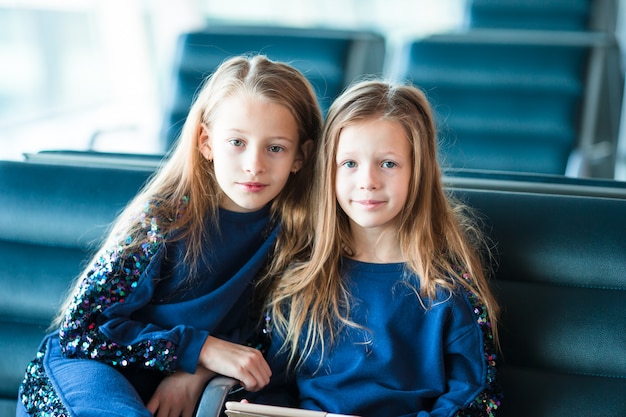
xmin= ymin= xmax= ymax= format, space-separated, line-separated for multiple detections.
xmin=446 ymin=279 xmax=494 ymax=340
xmin=141 ymin=195 xmax=189 ymax=227
xmin=114 ymin=195 xmax=190 ymax=247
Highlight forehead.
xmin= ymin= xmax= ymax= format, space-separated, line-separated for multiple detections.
xmin=337 ymin=117 xmax=409 ymax=153
xmin=209 ymin=94 xmax=298 ymax=134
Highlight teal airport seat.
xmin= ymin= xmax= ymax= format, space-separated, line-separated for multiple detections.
xmin=392 ymin=33 xmax=592 ymax=175
xmin=0 ymin=161 xmax=153 ymax=416
xmin=160 ymin=25 xmax=385 ymax=151
xmin=194 ymin=178 xmax=626 ymax=417
xmin=457 ymin=186 xmax=626 ymax=417
xmin=466 ymin=0 xmax=593 ymax=31
xmin=2 ymin=159 xmax=625 ymax=417
xmin=390 ymin=0 xmax=621 ymax=177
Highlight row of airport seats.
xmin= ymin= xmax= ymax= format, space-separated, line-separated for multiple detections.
xmin=1 ymin=158 xmax=625 ymax=417
xmin=0 ymin=161 xmax=154 ymax=417
xmin=199 ymin=171 xmax=626 ymax=417
xmin=155 ymin=0 xmax=622 ymax=178
xmin=160 ymin=25 xmax=386 ymax=150
xmin=386 ymin=0 xmax=623 ymax=178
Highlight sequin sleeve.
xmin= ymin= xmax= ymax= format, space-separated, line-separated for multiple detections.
xmin=58 ymin=205 xmax=187 ymax=373
xmin=450 ymin=287 xmax=502 ymax=417
xmin=423 ymin=271 xmax=502 ymax=417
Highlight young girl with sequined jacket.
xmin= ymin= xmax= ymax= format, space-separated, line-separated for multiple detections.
xmin=17 ymin=55 xmax=322 ymax=417
xmin=256 ymin=80 xmax=502 ymax=417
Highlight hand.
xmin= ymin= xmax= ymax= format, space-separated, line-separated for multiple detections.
xmin=146 ymin=367 xmax=215 ymax=417
xmin=199 ymin=336 xmax=271 ymax=392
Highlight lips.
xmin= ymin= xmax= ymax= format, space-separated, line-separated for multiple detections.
xmin=356 ymin=199 xmax=385 ymax=209
xmin=238 ymin=182 xmax=268 ymax=192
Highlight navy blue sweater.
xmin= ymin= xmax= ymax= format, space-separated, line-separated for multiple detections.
xmin=59 ymin=205 xmax=278 ymax=374
xmin=262 ymin=259 xmax=500 ymax=417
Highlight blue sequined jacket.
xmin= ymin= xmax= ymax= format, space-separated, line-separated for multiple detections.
xmin=58 ymin=204 xmax=278 ymax=374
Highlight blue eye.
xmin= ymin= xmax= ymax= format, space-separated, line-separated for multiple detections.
xmin=268 ymin=145 xmax=284 ymax=153
xmin=343 ymin=161 xmax=357 ymax=168
xmin=382 ymin=161 xmax=397 ymax=168
xmin=229 ymin=139 xmax=244 ymax=147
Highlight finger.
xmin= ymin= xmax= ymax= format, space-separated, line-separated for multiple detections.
xmin=240 ymin=368 xmax=271 ymax=392
xmin=183 ymin=404 xmax=194 ymax=417
xmin=146 ymin=396 xmax=159 ymax=415
xmin=156 ymin=403 xmax=170 ymax=417
xmin=249 ymin=355 xmax=272 ymax=383
xmin=238 ymin=358 xmax=271 ymax=391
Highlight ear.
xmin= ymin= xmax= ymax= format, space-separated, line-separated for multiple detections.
xmin=198 ymin=123 xmax=213 ymax=161
xmin=292 ymin=139 xmax=314 ymax=173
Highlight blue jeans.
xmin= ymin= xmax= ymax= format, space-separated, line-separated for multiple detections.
xmin=17 ymin=332 xmax=153 ymax=417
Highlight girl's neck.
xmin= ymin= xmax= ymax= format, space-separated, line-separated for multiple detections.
xmin=348 ymin=224 xmax=405 ymax=264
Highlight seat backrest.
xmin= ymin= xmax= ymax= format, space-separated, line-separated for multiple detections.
xmin=466 ymin=0 xmax=593 ymax=31
xmin=389 ymin=0 xmax=622 ymax=177
xmin=392 ymin=32 xmax=590 ymax=175
xmin=0 ymin=161 xmax=153 ymax=415
xmin=194 ymin=180 xmax=626 ymax=417
xmin=160 ymin=25 xmax=386 ymax=151
xmin=444 ymin=167 xmax=626 ymax=197
xmin=450 ymin=187 xmax=626 ymax=417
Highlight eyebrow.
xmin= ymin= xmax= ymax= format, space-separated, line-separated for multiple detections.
xmin=225 ymin=128 xmax=297 ymax=142
xmin=336 ymin=150 xmax=405 ymax=158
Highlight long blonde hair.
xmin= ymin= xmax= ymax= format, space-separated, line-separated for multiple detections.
xmin=54 ymin=55 xmax=322 ymax=326
xmin=265 ymin=80 xmax=498 ymax=368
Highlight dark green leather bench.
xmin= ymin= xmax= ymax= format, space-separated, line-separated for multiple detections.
xmin=198 ymin=178 xmax=626 ymax=417
xmin=454 ymin=187 xmax=626 ymax=417
xmin=2 ymin=159 xmax=625 ymax=417
xmin=0 ymin=160 xmax=153 ymax=416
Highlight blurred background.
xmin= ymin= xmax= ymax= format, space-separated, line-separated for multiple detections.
xmin=0 ymin=0 xmax=463 ymax=157
xmin=3 ymin=4 xmax=625 ymax=416
xmin=1 ymin=0 xmax=625 ymax=178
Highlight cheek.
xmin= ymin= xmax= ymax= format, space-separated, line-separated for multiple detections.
xmin=395 ymin=176 xmax=412 ymax=205
xmin=282 ymin=156 xmax=297 ymax=176
xmin=334 ymin=177 xmax=344 ymax=200
xmin=211 ymin=159 xmax=234 ymax=190
xmin=211 ymin=158 xmax=228 ymax=176
xmin=271 ymin=161 xmax=296 ymax=193
xmin=334 ymin=170 xmax=347 ymax=190
xmin=334 ymin=181 xmax=351 ymax=208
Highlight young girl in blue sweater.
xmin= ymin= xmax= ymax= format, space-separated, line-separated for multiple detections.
xmin=260 ymin=80 xmax=501 ymax=417
xmin=17 ymin=55 xmax=322 ymax=417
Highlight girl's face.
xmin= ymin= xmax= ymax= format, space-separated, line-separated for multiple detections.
xmin=335 ymin=116 xmax=412 ymax=234
xmin=199 ymin=94 xmax=303 ymax=212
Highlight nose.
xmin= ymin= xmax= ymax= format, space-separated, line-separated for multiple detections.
xmin=359 ymin=164 xmax=379 ymax=191
xmin=244 ymin=148 xmax=266 ymax=176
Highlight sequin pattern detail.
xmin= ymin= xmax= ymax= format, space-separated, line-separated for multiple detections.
xmin=20 ymin=346 xmax=70 ymax=417
xmin=454 ymin=273 xmax=502 ymax=417
xmin=58 ymin=201 xmax=183 ymax=373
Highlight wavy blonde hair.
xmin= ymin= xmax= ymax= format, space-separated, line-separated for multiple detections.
xmin=54 ymin=55 xmax=322 ymax=326
xmin=264 ymin=80 xmax=499 ymax=369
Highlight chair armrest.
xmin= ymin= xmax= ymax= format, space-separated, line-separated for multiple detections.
xmin=194 ymin=376 xmax=239 ymax=417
